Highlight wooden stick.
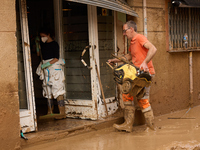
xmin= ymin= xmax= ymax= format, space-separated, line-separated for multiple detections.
xmin=168 ymin=107 xmax=195 ymax=119
xmin=95 ymin=60 xmax=108 ymax=117
xmin=168 ymin=117 xmax=195 ymax=119
xmin=111 ymin=53 xmax=130 ymax=64
xmin=39 ymin=46 xmax=53 ymax=115
xmin=106 ymin=62 xmax=114 ymax=70
xmin=111 ymin=54 xmax=139 ymax=70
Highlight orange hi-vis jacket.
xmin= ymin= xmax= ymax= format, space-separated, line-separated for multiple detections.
xmin=129 ymin=34 xmax=155 ymax=75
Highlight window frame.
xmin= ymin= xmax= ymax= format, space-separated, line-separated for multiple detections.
xmin=166 ymin=1 xmax=200 ymax=53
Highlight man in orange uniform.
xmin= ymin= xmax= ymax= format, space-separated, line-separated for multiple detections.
xmin=108 ymin=20 xmax=157 ymax=132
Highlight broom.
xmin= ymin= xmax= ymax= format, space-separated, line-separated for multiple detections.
xmin=38 ymin=45 xmax=61 ymax=119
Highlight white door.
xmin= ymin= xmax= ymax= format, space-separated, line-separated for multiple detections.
xmin=61 ymin=1 xmax=117 ymax=119
xmin=61 ymin=1 xmax=98 ymax=120
xmin=96 ymin=7 xmax=118 ymax=118
xmin=17 ymin=0 xmax=37 ymax=133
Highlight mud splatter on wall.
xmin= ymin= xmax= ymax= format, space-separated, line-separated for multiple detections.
xmin=126 ymin=0 xmax=200 ymax=116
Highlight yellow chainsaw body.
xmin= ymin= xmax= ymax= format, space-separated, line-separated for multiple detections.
xmin=114 ymin=64 xmax=152 ymax=99
xmin=115 ymin=64 xmax=137 ymax=81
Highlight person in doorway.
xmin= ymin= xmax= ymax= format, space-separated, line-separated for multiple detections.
xmin=36 ymin=27 xmax=66 ymax=119
xmin=108 ymin=20 xmax=157 ymax=132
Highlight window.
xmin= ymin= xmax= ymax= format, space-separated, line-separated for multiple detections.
xmin=62 ymin=1 xmax=91 ymax=100
xmin=168 ymin=6 xmax=200 ymax=51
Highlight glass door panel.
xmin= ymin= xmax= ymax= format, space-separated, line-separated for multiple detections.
xmin=63 ymin=1 xmax=91 ymax=100
xmin=97 ymin=7 xmax=115 ymax=98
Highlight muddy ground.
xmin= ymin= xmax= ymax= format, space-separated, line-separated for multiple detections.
xmin=23 ymin=105 xmax=200 ymax=150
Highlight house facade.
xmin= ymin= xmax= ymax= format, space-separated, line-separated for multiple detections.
xmin=1 ymin=0 xmax=200 ymax=149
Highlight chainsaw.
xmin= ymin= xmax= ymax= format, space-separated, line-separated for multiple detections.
xmin=109 ymin=54 xmax=152 ymax=99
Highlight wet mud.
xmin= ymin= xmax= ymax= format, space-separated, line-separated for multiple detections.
xmin=23 ymin=105 xmax=200 ymax=150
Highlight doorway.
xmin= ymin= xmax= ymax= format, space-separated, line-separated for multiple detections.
xmin=18 ymin=0 xmax=118 ymax=133
xmin=26 ymin=0 xmax=59 ymax=118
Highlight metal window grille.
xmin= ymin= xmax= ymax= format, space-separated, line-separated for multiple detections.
xmin=168 ymin=7 xmax=200 ymax=51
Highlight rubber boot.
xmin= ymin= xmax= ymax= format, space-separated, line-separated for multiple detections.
xmin=143 ymin=109 xmax=156 ymax=130
xmin=55 ymin=95 xmax=66 ymax=120
xmin=47 ymin=99 xmax=54 ymax=115
xmin=113 ymin=106 xmax=135 ymax=132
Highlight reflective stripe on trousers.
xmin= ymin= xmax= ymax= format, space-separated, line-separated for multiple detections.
xmin=122 ymin=86 xmax=151 ymax=110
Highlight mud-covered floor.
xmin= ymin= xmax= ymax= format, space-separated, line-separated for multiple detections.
xmin=23 ymin=105 xmax=200 ymax=150
xmin=35 ymin=106 xmax=122 ymax=132
xmin=21 ymin=110 xmax=124 ymax=148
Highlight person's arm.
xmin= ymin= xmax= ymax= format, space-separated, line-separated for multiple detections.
xmin=140 ymin=41 xmax=157 ymax=72
xmin=108 ymin=53 xmax=132 ymax=64
xmin=41 ymin=58 xmax=59 ymax=69
xmin=50 ymin=58 xmax=59 ymax=64
xmin=35 ymin=36 xmax=41 ymax=56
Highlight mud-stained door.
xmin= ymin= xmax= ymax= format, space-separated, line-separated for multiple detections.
xmin=61 ymin=0 xmax=118 ymax=119
xmin=17 ymin=0 xmax=37 ymax=133
xmin=62 ymin=1 xmax=98 ymax=119
xmin=97 ymin=8 xmax=118 ymax=118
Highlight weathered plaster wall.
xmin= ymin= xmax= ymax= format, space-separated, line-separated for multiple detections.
xmin=0 ymin=0 xmax=20 ymax=149
xmin=126 ymin=0 xmax=199 ymax=116
xmin=192 ymin=52 xmax=200 ymax=106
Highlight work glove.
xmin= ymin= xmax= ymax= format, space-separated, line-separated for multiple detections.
xmin=41 ymin=62 xmax=52 ymax=69
xmin=35 ymin=36 xmax=40 ymax=56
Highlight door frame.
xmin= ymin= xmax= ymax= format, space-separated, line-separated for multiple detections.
xmin=20 ymin=0 xmax=118 ymax=121
xmin=60 ymin=4 xmax=99 ymax=120
xmin=95 ymin=8 xmax=118 ymax=118
xmin=19 ymin=0 xmax=37 ymax=133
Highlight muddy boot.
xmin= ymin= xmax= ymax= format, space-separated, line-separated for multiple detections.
xmin=113 ymin=106 xmax=135 ymax=132
xmin=47 ymin=99 xmax=54 ymax=114
xmin=55 ymin=95 xmax=66 ymax=120
xmin=143 ymin=109 xmax=156 ymax=130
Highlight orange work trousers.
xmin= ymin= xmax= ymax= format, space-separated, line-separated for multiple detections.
xmin=122 ymin=86 xmax=151 ymax=109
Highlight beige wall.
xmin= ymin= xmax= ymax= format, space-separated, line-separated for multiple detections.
xmin=0 ymin=0 xmax=20 ymax=149
xmin=126 ymin=0 xmax=200 ymax=116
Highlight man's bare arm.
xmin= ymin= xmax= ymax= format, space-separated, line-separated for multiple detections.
xmin=140 ymin=41 xmax=157 ymax=72
xmin=50 ymin=58 xmax=59 ymax=64
xmin=108 ymin=53 xmax=132 ymax=64
xmin=143 ymin=41 xmax=157 ymax=63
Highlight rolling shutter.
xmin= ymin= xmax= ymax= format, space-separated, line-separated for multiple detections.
xmin=66 ymin=0 xmax=138 ymax=17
